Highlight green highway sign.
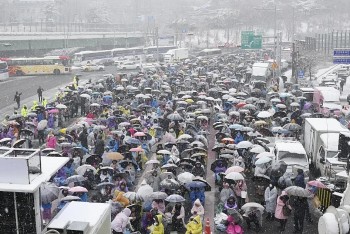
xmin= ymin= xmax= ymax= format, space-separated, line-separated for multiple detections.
xmin=241 ymin=31 xmax=262 ymax=49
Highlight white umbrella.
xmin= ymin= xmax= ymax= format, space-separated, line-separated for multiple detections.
xmin=145 ymin=159 xmax=160 ymax=165
xmin=80 ymin=93 xmax=91 ymax=99
xmin=256 ymin=152 xmax=275 ymax=159
xmin=157 ymin=149 xmax=171 ymax=155
xmin=123 ymin=191 xmax=143 ymax=202
xmin=225 ymin=172 xmax=245 ymax=181
xmin=257 ymin=111 xmax=272 ymax=119
xmin=56 ymin=104 xmax=67 ymax=109
xmin=270 ymin=98 xmax=282 ymax=103
xmin=75 ymin=164 xmax=97 ymax=176
xmin=37 ymin=120 xmax=48 ymax=130
xmin=165 ymin=194 xmax=186 ymax=203
xmin=255 ymin=156 xmax=272 ymax=165
xmin=250 ymin=145 xmax=266 ymax=154
xmin=136 ymin=184 xmax=153 ymax=199
xmin=290 ymin=102 xmax=300 ymax=107
xmin=241 ymin=202 xmax=265 ymax=212
xmin=90 ymin=103 xmax=100 ymax=107
xmin=177 ymin=172 xmax=195 ymax=184
xmin=178 ymin=134 xmax=193 ymax=140
xmin=236 ymin=141 xmax=253 ymax=149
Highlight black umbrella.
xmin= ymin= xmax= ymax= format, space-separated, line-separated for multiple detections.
xmin=20 ymin=129 xmax=34 ymax=136
xmin=192 ymin=178 xmax=211 ymax=191
xmin=210 ymin=159 xmax=228 ymax=172
xmin=85 ymin=154 xmax=101 ymax=165
xmin=270 ymin=161 xmax=287 ymax=177
xmin=258 ymin=128 xmax=274 ymax=137
xmin=273 ymin=111 xmax=287 ymax=118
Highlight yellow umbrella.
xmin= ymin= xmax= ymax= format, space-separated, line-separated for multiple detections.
xmin=106 ymin=152 xmax=124 ymax=161
xmin=254 ymin=120 xmax=267 ymax=126
xmin=59 ymin=128 xmax=67 ymax=134
xmin=185 ymin=99 xmax=194 ymax=103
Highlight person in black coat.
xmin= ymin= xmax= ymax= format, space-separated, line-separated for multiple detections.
xmin=94 ymin=135 xmax=105 ymax=156
xmin=291 ymin=196 xmax=308 ymax=233
xmin=79 ymin=128 xmax=88 ymax=149
xmin=294 ymin=169 xmax=306 ymax=188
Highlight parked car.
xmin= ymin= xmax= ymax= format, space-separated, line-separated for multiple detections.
xmin=117 ymin=61 xmax=140 ymax=70
xmin=80 ymin=64 xmax=105 ymax=72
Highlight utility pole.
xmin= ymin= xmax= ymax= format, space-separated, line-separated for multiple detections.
xmin=206 ymin=30 xmax=209 ymax=48
xmin=292 ymin=42 xmax=297 ymax=84
xmin=155 ymin=26 xmax=159 ymax=62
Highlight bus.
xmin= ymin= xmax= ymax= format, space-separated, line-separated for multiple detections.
xmin=145 ymin=45 xmax=177 ymax=54
xmin=0 ymin=61 xmax=9 ymax=81
xmin=198 ymin=49 xmax=222 ymax=56
xmin=1 ymin=56 xmax=71 ymax=76
xmin=111 ymin=47 xmax=144 ymax=58
xmin=73 ymin=50 xmax=112 ymax=65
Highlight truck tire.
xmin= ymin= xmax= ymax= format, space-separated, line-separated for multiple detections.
xmin=53 ymin=69 xmax=60 ymax=75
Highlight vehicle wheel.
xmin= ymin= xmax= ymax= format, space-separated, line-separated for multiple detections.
xmin=16 ymin=70 xmax=24 ymax=76
xmin=53 ymin=69 xmax=60 ymax=75
xmin=84 ymin=68 xmax=89 ymax=72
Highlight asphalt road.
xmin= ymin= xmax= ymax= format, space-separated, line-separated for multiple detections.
xmin=0 ymin=66 xmax=117 ymax=110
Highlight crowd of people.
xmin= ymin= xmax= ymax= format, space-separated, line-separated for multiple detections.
xmin=1 ymin=53 xmax=344 ymax=234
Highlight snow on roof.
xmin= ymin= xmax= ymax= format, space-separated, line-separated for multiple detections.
xmin=48 ymin=202 xmax=110 ymax=229
xmin=0 ymin=157 xmax=68 ymax=192
xmin=322 ymin=103 xmax=342 ymax=110
xmin=252 ymin=63 xmax=269 ymax=76
xmin=315 ymin=87 xmax=340 ymax=102
xmin=275 ymin=141 xmax=306 ymax=155
xmin=320 ymin=133 xmax=341 ymax=151
xmin=305 ymin=118 xmax=348 ymax=132
xmin=300 ymin=87 xmax=314 ymax=92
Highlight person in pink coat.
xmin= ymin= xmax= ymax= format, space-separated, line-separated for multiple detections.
xmin=46 ymin=132 xmax=57 ymax=149
xmin=275 ymin=191 xmax=292 ymax=232
xmin=226 ymin=215 xmax=244 ymax=234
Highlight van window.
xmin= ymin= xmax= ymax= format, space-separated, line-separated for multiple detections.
xmin=318 ymin=146 xmax=325 ymax=161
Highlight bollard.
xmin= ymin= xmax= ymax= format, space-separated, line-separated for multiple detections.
xmin=204 ymin=217 xmax=211 ymax=234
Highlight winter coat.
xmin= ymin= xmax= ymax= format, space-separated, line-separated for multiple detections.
xmin=291 ymin=197 xmax=308 ymax=216
xmin=220 ymin=187 xmax=235 ymax=204
xmin=294 ymin=174 xmax=306 ymax=188
xmin=191 ymin=199 xmax=205 ymax=220
xmin=46 ymin=135 xmax=57 ymax=149
xmin=226 ymin=215 xmax=244 ymax=234
xmin=185 ymin=215 xmax=202 ymax=234
xmin=277 ymin=172 xmax=293 ymax=189
xmin=264 ymin=186 xmax=277 ymax=213
xmin=275 ymin=191 xmax=291 ymax=220
xmin=146 ymin=175 xmax=160 ymax=192
xmin=233 ymin=181 xmax=247 ymax=197
xmin=111 ymin=208 xmax=131 ymax=232
xmin=254 ymin=164 xmax=270 ymax=179
xmin=150 ymin=214 xmax=164 ymax=234
xmin=94 ymin=139 xmax=105 ymax=155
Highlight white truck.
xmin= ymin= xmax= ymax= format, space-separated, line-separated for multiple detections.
xmin=251 ymin=62 xmax=271 ymax=83
xmin=303 ymin=118 xmax=349 ymax=178
xmin=164 ymin=48 xmax=189 ymax=63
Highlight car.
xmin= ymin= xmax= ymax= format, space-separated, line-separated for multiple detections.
xmin=117 ymin=61 xmax=140 ymax=70
xmin=322 ymin=73 xmax=338 ymax=82
xmin=80 ymin=64 xmax=105 ymax=72
xmin=96 ymin=58 xmax=114 ymax=66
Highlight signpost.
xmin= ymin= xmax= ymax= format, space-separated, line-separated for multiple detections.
xmin=333 ymin=48 xmax=350 ymax=64
xmin=298 ymin=70 xmax=304 ymax=79
xmin=241 ymin=31 xmax=262 ymax=49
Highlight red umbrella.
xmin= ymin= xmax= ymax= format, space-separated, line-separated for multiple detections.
xmin=134 ymin=132 xmax=146 ymax=137
xmin=68 ymin=186 xmax=88 ymax=193
xmin=48 ymin=109 xmax=59 ymax=114
xmin=307 ymin=180 xmax=327 ymax=189
xmin=236 ymin=102 xmax=246 ymax=108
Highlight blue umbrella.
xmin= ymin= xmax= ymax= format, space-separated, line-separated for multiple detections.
xmin=229 ymin=124 xmax=243 ymax=130
xmin=186 ymin=181 xmax=206 ymax=189
xmin=125 ymin=137 xmax=141 ymax=145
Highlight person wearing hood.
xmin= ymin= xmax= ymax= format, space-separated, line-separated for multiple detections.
xmin=191 ymin=161 xmax=206 ymax=178
xmin=243 ymin=207 xmax=262 ymax=232
xmin=21 ymin=105 xmax=28 ymax=117
xmin=275 ymin=191 xmax=292 ymax=232
xmin=264 ymin=183 xmax=278 ymax=220
xmin=172 ymin=203 xmax=185 ymax=231
xmin=112 ymin=208 xmax=132 ymax=234
xmin=220 ymin=182 xmax=235 ymax=204
xmin=294 ymin=169 xmax=306 ymax=188
xmin=150 ymin=214 xmax=164 ymax=234
xmin=191 ymin=199 xmax=205 ymax=221
xmin=185 ymin=215 xmax=202 ymax=234
xmin=277 ymin=172 xmax=293 ymax=190
xmin=31 ymin=100 xmax=38 ymax=111
xmin=224 ymin=195 xmax=238 ymax=215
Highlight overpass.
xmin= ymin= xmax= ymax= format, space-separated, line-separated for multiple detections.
xmin=0 ymin=32 xmax=145 ymax=56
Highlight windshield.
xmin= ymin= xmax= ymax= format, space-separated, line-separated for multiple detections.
xmin=0 ymin=62 xmax=7 ymax=70
xmin=278 ymin=151 xmax=308 ymax=166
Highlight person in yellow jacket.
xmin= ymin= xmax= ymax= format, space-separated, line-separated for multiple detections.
xmin=149 ymin=126 xmax=156 ymax=138
xmin=31 ymin=101 xmax=38 ymax=111
xmin=21 ymin=105 xmax=28 ymax=117
xmin=185 ymin=215 xmax=202 ymax=234
xmin=150 ymin=214 xmax=164 ymax=234
xmin=42 ymin=98 xmax=48 ymax=108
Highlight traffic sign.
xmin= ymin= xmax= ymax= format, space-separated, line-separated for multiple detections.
xmin=271 ymin=62 xmax=278 ymax=70
xmin=252 ymin=35 xmax=262 ymax=49
xmin=241 ymin=31 xmax=262 ymax=49
xmin=333 ymin=57 xmax=350 ymax=64
xmin=334 ymin=49 xmax=350 ymax=56
xmin=298 ymin=70 xmax=305 ymax=79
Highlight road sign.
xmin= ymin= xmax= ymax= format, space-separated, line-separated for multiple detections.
xmin=271 ymin=62 xmax=278 ymax=70
xmin=333 ymin=57 xmax=350 ymax=64
xmin=252 ymin=35 xmax=262 ymax=49
xmin=241 ymin=31 xmax=262 ymax=49
xmin=334 ymin=49 xmax=350 ymax=56
xmin=298 ymin=70 xmax=305 ymax=79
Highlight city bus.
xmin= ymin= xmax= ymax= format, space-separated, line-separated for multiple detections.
xmin=144 ymin=45 xmax=177 ymax=54
xmin=0 ymin=61 xmax=9 ymax=81
xmin=1 ymin=56 xmax=71 ymax=76
xmin=73 ymin=50 xmax=112 ymax=65
xmin=198 ymin=48 xmax=222 ymax=56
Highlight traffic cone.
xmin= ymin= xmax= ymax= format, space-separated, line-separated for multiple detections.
xmin=204 ymin=217 xmax=211 ymax=234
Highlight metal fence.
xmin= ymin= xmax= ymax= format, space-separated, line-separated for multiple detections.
xmin=305 ymin=31 xmax=350 ymax=55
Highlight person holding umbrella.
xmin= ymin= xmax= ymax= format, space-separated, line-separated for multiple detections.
xmin=171 ymin=203 xmax=186 ymax=232
xmin=111 ymin=208 xmax=132 ymax=234
xmin=291 ymin=196 xmax=308 ymax=233
xmin=190 ymin=199 xmax=205 ymax=221
xmin=264 ymin=183 xmax=277 ymax=220
xmin=275 ymin=191 xmax=292 ymax=232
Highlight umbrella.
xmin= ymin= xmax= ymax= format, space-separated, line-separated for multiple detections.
xmin=167 ymin=112 xmax=183 ymax=121
xmin=241 ymin=202 xmax=265 ymax=212
xmin=307 ymin=180 xmax=327 ymax=189
xmin=47 ymin=152 xmax=62 ymax=157
xmin=80 ymin=93 xmax=91 ymax=99
xmin=236 ymin=141 xmax=253 ymax=149
xmin=177 ymin=172 xmax=195 ymax=184
xmin=250 ymin=146 xmax=266 ymax=154
xmin=165 ymin=194 xmax=186 ymax=203
xmin=161 ymin=163 xmax=178 ymax=169
xmin=284 ymin=186 xmax=310 ymax=197
xmin=66 ymin=175 xmax=87 ymax=184
xmin=160 ymin=179 xmax=180 ymax=189
xmin=8 ymin=114 xmax=22 ymax=120
xmin=56 ymin=104 xmax=67 ymax=109
xmin=283 ymin=123 xmax=302 ymax=131
xmin=106 ymin=152 xmax=124 ymax=161
xmin=145 ymin=159 xmax=160 ymax=165
xmin=271 ymin=98 xmax=282 ymax=103
xmin=75 ymin=164 xmax=97 ymax=176
xmin=125 ymin=137 xmax=141 ymax=145
xmin=257 ymin=111 xmax=272 ymax=119
xmin=130 ymin=147 xmax=144 ymax=152
xmin=37 ymin=120 xmax=48 ymax=130
xmin=178 ymin=134 xmax=193 ymax=140
xmin=90 ymin=103 xmax=100 ymax=107
xmin=149 ymin=191 xmax=168 ymax=200
xmin=254 ymin=120 xmax=267 ymax=126
xmin=291 ymin=102 xmax=300 ymax=107
xmin=13 ymin=139 xmax=26 ymax=148
xmin=136 ymin=184 xmax=153 ymax=199
xmin=270 ymin=161 xmax=288 ymax=177
xmin=225 ymin=166 xmax=244 ymax=174
xmin=219 ymin=153 xmax=235 ymax=159
xmin=256 ymin=152 xmax=275 ymax=159
xmin=96 ymin=182 xmax=115 ymax=189
xmin=134 ymin=132 xmax=146 ymax=137
xmin=40 ymin=182 xmax=60 ymax=204
xmin=123 ymin=192 xmax=143 ymax=202
xmin=225 ymin=172 xmax=245 ymax=181
xmin=60 ymin=196 xmax=81 ymax=202
xmin=68 ymin=186 xmax=88 ymax=193
xmin=255 ymin=156 xmax=272 ymax=165
xmin=157 ymin=149 xmax=172 ymax=155
xmin=192 ymin=178 xmax=211 ymax=191
xmin=48 ymin=109 xmax=59 ymax=114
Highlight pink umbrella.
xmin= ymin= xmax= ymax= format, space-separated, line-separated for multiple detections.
xmin=225 ymin=166 xmax=244 ymax=173
xmin=68 ymin=186 xmax=88 ymax=193
xmin=130 ymin=147 xmax=144 ymax=152
xmin=307 ymin=180 xmax=327 ymax=189
xmin=48 ymin=109 xmax=59 ymax=114
xmin=134 ymin=132 xmax=146 ymax=137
